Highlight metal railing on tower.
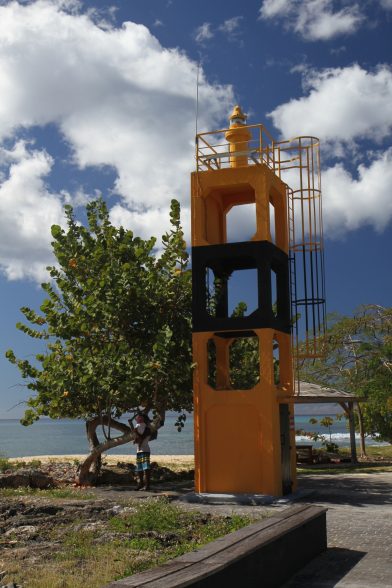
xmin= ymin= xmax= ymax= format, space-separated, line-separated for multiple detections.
xmin=195 ymin=124 xmax=327 ymax=389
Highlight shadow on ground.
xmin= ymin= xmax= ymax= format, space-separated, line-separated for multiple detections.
xmin=88 ymin=471 xmax=392 ymax=508
xmin=297 ymin=473 xmax=392 ymax=507
xmin=282 ymin=548 xmax=366 ymax=588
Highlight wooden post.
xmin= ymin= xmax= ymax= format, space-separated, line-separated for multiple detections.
xmin=348 ymin=401 xmax=358 ymax=464
xmin=357 ymin=401 xmax=367 ymax=458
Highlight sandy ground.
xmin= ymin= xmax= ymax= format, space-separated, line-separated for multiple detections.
xmin=9 ymin=454 xmax=195 ymax=466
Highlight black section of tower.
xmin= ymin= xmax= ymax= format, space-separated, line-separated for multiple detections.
xmin=192 ymin=240 xmax=291 ymax=335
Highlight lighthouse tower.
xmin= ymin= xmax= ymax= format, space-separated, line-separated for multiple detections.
xmin=191 ymin=106 xmax=297 ymax=496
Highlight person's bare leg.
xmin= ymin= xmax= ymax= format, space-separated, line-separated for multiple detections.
xmin=136 ymin=472 xmax=144 ymax=490
xmin=143 ymin=470 xmax=151 ymax=491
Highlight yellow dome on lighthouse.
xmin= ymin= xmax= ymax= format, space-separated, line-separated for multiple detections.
xmin=229 ymin=104 xmax=247 ymax=126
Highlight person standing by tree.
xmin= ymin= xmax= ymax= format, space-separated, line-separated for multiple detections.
xmin=134 ymin=413 xmax=152 ymax=491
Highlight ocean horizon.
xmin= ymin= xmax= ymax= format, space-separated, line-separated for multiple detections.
xmin=0 ymin=413 xmax=389 ymax=458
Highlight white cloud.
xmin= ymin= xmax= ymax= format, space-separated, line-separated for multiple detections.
xmin=260 ymin=0 xmax=291 ymax=18
xmin=322 ymin=148 xmax=392 ymax=236
xmin=219 ymin=16 xmax=242 ymax=34
xmin=0 ymin=141 xmax=66 ymax=281
xmin=268 ymin=63 xmax=392 ymax=236
xmin=259 ymin=0 xmax=364 ymax=41
xmin=226 ymin=203 xmax=257 ymax=242
xmin=0 ymin=1 xmax=233 ymax=281
xmin=218 ymin=16 xmax=243 ymax=40
xmin=268 ymin=64 xmax=392 ymax=144
xmin=277 ymin=147 xmax=392 ymax=238
xmin=195 ymin=17 xmax=244 ymax=45
xmin=109 ymin=203 xmax=191 ymax=245
xmin=330 ymin=45 xmax=346 ymax=56
xmin=380 ymin=0 xmax=392 ymax=9
xmin=194 ymin=22 xmax=214 ymax=43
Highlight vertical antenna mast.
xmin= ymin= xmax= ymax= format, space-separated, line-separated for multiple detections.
xmin=195 ymin=59 xmax=200 ymax=140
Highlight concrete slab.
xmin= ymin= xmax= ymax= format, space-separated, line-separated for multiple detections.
xmin=180 ymin=488 xmax=314 ymax=505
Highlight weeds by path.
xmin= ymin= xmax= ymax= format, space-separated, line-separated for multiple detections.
xmin=298 ymin=445 xmax=392 ymax=474
xmin=1 ymin=495 xmax=258 ymax=588
xmin=298 ymin=464 xmax=392 ymax=475
xmin=0 ymin=486 xmax=95 ymax=499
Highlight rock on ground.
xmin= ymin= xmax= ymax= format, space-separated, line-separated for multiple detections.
xmin=0 ymin=470 xmax=54 ymax=490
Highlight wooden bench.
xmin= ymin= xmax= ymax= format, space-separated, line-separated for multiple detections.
xmin=296 ymin=444 xmax=314 ymax=464
xmin=105 ymin=504 xmax=327 ymax=588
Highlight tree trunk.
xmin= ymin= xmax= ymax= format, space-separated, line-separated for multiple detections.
xmin=356 ymin=402 xmax=367 ymax=458
xmin=85 ymin=421 xmax=102 ymax=476
xmin=76 ymin=414 xmax=162 ymax=485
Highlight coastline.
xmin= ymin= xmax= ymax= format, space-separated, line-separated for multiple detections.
xmin=9 ymin=454 xmax=195 ymax=466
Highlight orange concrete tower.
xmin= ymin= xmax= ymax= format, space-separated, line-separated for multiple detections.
xmin=191 ymin=106 xmax=297 ymax=496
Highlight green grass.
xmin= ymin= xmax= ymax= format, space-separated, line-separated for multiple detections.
xmin=0 ymin=457 xmax=42 ymax=472
xmin=56 ymin=529 xmax=97 ymax=561
xmin=5 ymin=497 xmax=255 ymax=588
xmin=0 ymin=487 xmax=95 ymax=499
xmin=109 ymin=497 xmax=249 ymax=547
xmin=337 ymin=444 xmax=392 ymax=459
xmin=108 ymin=498 xmax=252 ymax=578
xmin=298 ymin=444 xmax=392 ymax=475
xmin=298 ymin=465 xmax=392 ymax=475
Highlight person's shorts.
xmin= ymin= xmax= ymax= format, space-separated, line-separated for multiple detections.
xmin=136 ymin=451 xmax=151 ymax=472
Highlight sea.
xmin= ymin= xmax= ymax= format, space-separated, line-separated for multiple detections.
xmin=0 ymin=413 xmax=388 ymax=458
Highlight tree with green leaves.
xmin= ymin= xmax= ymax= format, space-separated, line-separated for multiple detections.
xmin=6 ymin=199 xmax=193 ymax=484
xmin=300 ymin=305 xmax=392 ymax=453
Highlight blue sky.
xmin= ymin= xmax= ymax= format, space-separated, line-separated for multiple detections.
xmin=0 ymin=0 xmax=391 ymax=418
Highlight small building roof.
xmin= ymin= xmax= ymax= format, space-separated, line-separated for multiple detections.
xmin=294 ymin=381 xmax=360 ymax=404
